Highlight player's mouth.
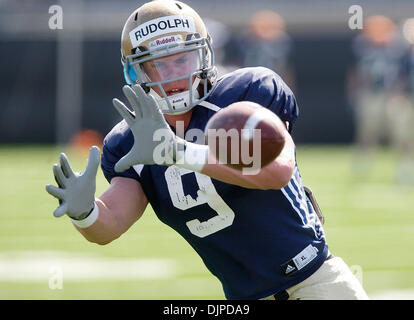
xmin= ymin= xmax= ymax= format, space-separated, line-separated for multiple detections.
xmin=166 ymin=88 xmax=186 ymax=96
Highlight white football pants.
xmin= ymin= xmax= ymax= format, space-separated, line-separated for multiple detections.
xmin=263 ymin=257 xmax=369 ymax=300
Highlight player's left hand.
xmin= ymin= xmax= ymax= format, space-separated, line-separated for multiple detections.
xmin=112 ymin=84 xmax=178 ymax=172
xmin=45 ymin=146 xmax=100 ymax=219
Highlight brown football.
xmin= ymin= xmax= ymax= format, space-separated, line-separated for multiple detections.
xmin=204 ymin=101 xmax=287 ymax=172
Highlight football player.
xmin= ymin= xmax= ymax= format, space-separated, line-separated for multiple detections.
xmin=46 ymin=0 xmax=368 ymax=300
xmin=348 ymin=16 xmax=411 ymax=178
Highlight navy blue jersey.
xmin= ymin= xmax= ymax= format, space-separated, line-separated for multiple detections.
xmin=101 ymin=67 xmax=327 ymax=299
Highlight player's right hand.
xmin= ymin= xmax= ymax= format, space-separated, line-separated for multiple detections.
xmin=112 ymin=84 xmax=177 ymax=172
xmin=45 ymin=146 xmax=100 ymax=220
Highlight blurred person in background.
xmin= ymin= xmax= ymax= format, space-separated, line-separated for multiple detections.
xmin=229 ymin=10 xmax=295 ymax=89
xmin=347 ymin=15 xmax=412 ymax=183
xmin=204 ymin=18 xmax=235 ymax=77
xmin=399 ymin=18 xmax=414 ymax=184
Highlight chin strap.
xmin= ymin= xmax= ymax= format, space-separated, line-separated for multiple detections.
xmin=149 ymin=78 xmax=201 ymax=114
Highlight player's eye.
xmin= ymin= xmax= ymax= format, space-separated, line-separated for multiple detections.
xmin=175 ymin=57 xmax=187 ymax=64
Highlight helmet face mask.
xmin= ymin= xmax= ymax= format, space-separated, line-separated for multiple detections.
xmin=120 ymin=1 xmax=217 ymax=115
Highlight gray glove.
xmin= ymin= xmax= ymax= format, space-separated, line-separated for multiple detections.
xmin=46 ymin=146 xmax=100 ymax=220
xmin=112 ymin=84 xmax=180 ymax=172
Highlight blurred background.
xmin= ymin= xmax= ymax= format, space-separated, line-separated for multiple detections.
xmin=1 ymin=0 xmax=414 ymax=299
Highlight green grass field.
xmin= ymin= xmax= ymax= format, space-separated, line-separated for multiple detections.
xmin=0 ymin=145 xmax=413 ymax=299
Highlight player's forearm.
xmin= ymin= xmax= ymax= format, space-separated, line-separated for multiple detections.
xmin=74 ymin=177 xmax=147 ymax=245
xmin=73 ymin=199 xmax=124 ymax=245
xmin=201 ymin=159 xmax=290 ymax=190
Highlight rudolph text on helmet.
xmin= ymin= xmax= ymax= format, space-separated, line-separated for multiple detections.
xmin=129 ymin=16 xmax=196 ymax=48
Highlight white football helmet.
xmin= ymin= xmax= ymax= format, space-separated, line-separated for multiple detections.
xmin=120 ymin=0 xmax=217 ymax=115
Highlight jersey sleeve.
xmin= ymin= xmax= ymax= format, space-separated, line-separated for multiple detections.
xmin=244 ymin=67 xmax=299 ymax=132
xmin=100 ymin=120 xmax=141 ymax=183
xmin=213 ymin=67 xmax=299 ymax=133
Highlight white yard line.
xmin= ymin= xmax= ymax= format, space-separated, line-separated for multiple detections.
xmin=368 ymin=289 xmax=414 ymax=300
xmin=0 ymin=251 xmax=177 ymax=281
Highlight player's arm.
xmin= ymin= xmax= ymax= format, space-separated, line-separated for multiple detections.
xmin=200 ymin=127 xmax=295 ymax=190
xmin=46 ymin=147 xmax=148 ymax=245
xmin=194 ymin=68 xmax=297 ymax=190
xmin=75 ymin=177 xmax=147 ymax=245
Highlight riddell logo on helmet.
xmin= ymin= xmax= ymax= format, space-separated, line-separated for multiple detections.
xmin=130 ymin=15 xmax=196 ymax=48
xmin=150 ymin=35 xmax=183 ymax=48
xmin=172 ymin=97 xmax=184 ymax=104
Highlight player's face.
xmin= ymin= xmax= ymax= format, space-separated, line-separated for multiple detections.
xmin=142 ymin=51 xmax=200 ymax=96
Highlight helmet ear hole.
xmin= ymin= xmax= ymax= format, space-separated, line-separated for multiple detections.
xmin=141 ymin=83 xmax=150 ymax=93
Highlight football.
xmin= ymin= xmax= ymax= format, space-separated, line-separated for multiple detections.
xmin=204 ymin=101 xmax=287 ymax=172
